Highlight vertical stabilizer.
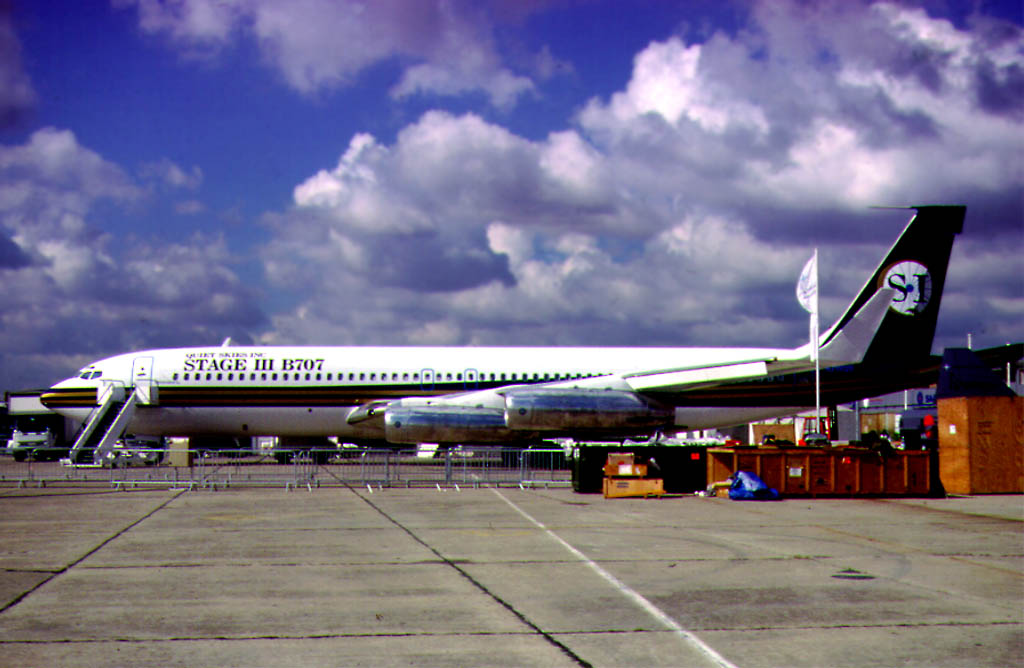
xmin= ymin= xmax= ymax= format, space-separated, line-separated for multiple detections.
xmin=820 ymin=206 xmax=964 ymax=367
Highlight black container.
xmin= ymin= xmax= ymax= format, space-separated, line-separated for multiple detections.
xmin=572 ymin=445 xmax=707 ymax=494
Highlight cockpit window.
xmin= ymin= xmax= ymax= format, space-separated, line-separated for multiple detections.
xmin=90 ymin=371 xmax=102 ymax=379
xmin=78 ymin=370 xmax=102 ymax=380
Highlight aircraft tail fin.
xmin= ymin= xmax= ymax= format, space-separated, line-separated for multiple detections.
xmin=819 ymin=205 xmax=964 ymax=367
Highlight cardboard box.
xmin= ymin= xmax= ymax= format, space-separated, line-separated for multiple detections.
xmin=604 ymin=453 xmax=649 ymax=478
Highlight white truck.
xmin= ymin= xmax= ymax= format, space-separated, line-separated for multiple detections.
xmin=6 ymin=429 xmax=60 ymax=461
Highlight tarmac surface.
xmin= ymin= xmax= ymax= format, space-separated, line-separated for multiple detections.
xmin=0 ymin=485 xmax=1020 ymax=667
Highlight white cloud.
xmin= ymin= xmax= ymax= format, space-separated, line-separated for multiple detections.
xmin=258 ymin=1 xmax=1022 ymax=354
xmin=0 ymin=128 xmax=141 ymax=244
xmin=116 ymin=0 xmax=551 ymax=107
xmin=0 ymin=128 xmax=265 ymax=386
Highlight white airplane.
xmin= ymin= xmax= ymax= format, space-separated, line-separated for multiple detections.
xmin=41 ymin=206 xmax=965 ymax=460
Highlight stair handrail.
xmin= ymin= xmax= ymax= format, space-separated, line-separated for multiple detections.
xmin=68 ymin=380 xmax=129 ymax=458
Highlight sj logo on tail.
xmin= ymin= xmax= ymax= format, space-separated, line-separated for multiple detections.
xmin=880 ymin=261 xmax=931 ymax=315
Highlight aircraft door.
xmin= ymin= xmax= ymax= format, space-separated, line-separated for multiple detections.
xmin=132 ymin=356 xmax=156 ymax=405
xmin=420 ymin=368 xmax=435 ymax=391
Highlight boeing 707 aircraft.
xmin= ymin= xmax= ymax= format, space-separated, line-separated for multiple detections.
xmin=41 ymin=206 xmax=965 ymax=460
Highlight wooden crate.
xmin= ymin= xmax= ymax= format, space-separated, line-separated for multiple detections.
xmin=603 ymin=477 xmax=665 ymax=498
xmin=861 ymin=413 xmax=899 ymax=436
xmin=752 ymin=423 xmax=796 ymax=444
xmin=938 ymin=396 xmax=1024 ymax=494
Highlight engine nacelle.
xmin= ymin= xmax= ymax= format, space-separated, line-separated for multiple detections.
xmin=384 ymin=406 xmax=513 ymax=444
xmin=504 ymin=388 xmax=673 ymax=431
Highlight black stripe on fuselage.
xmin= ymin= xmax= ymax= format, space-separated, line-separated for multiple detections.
xmin=42 ymin=381 xmax=520 ymax=409
xmin=39 ymin=388 xmax=98 ymax=408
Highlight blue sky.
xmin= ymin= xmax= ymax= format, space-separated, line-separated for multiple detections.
xmin=0 ymin=0 xmax=1021 ymax=390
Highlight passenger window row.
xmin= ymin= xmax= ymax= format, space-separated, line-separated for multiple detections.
xmin=168 ymin=370 xmax=605 ymax=383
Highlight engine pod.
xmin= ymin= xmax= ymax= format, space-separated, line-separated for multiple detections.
xmin=384 ymin=406 xmax=512 ymax=444
xmin=504 ymin=388 xmax=673 ymax=431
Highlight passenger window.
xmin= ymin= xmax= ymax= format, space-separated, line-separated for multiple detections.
xmin=227 ymin=373 xmax=233 ymax=381
xmin=272 ymin=373 xmax=278 ymax=381
xmin=261 ymin=373 xmax=267 ymax=381
xmin=359 ymin=373 xmax=365 ymax=381
xmin=306 ymin=373 xmax=311 ymax=381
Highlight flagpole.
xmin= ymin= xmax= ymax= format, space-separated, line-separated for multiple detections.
xmin=798 ymin=248 xmax=822 ymax=436
xmin=813 ymin=249 xmax=821 ymax=433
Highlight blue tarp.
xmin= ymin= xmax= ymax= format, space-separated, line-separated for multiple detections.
xmin=728 ymin=470 xmax=780 ymax=501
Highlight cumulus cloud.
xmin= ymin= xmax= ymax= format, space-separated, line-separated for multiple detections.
xmin=259 ymin=1 xmax=1022 ymax=354
xmin=114 ymin=0 xmax=556 ymax=108
xmin=0 ymin=128 xmax=141 ymax=245
xmin=0 ymin=128 xmax=265 ymax=388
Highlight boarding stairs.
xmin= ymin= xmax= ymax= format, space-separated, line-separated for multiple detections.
xmin=67 ymin=384 xmax=139 ymax=464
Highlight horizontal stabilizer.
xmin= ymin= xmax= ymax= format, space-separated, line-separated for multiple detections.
xmin=819 ymin=288 xmax=895 ymax=365
xmin=625 ymin=360 xmax=771 ymax=392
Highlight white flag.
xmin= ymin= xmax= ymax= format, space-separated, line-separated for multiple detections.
xmin=797 ymin=250 xmax=820 ymax=363
xmin=797 ymin=251 xmax=818 ymax=314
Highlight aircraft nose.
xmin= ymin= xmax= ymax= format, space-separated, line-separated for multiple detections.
xmin=40 ymin=377 xmax=99 ymax=410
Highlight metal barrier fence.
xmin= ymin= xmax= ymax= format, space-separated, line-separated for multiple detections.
xmin=0 ymin=448 xmax=572 ymax=490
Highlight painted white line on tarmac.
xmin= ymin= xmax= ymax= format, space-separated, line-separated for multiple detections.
xmin=492 ymin=488 xmax=739 ymax=668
